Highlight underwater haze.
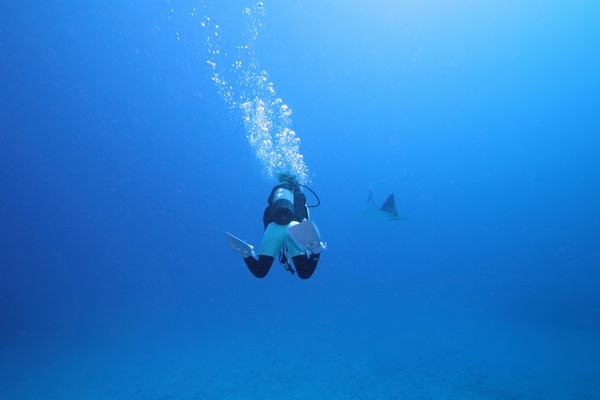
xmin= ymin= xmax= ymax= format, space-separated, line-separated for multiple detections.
xmin=1 ymin=1 xmax=599 ymax=399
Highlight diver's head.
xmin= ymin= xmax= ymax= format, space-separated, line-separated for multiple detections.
xmin=276 ymin=172 xmax=300 ymax=187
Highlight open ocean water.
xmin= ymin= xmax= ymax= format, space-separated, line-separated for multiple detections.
xmin=1 ymin=1 xmax=599 ymax=399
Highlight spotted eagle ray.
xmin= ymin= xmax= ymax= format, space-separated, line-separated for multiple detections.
xmin=363 ymin=192 xmax=408 ymax=221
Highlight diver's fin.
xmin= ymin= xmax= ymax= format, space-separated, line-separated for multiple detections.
xmin=288 ymin=221 xmax=326 ymax=255
xmin=226 ymin=232 xmax=257 ymax=259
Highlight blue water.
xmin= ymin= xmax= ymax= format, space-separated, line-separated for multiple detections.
xmin=1 ymin=1 xmax=599 ymax=399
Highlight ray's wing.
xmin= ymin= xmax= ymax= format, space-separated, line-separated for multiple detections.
xmin=380 ymin=193 xmax=399 ymax=217
xmin=366 ymin=192 xmax=380 ymax=212
xmin=367 ymin=192 xmax=377 ymax=207
xmin=364 ymin=192 xmax=386 ymax=219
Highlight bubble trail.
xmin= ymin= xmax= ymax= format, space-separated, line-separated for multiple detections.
xmin=199 ymin=2 xmax=309 ymax=184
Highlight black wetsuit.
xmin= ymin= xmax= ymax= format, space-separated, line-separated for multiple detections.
xmin=244 ymin=252 xmax=319 ymax=279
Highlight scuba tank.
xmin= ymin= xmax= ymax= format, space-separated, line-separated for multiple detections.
xmin=264 ymin=173 xmax=320 ymax=228
xmin=271 ymin=187 xmax=295 ymax=225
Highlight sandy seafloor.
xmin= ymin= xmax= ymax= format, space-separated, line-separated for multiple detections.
xmin=2 ymin=315 xmax=598 ymax=400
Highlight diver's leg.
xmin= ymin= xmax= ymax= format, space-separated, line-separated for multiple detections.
xmin=244 ymin=255 xmax=275 ymax=278
xmin=245 ymin=222 xmax=285 ymax=279
xmin=291 ymin=254 xmax=320 ymax=280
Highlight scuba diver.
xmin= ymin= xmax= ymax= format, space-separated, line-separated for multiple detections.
xmin=226 ymin=173 xmax=325 ymax=279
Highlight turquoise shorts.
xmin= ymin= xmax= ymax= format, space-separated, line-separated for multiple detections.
xmin=258 ymin=221 xmax=306 ymax=258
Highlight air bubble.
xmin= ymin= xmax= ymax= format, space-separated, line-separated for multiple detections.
xmin=198 ymin=2 xmax=309 ymax=184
